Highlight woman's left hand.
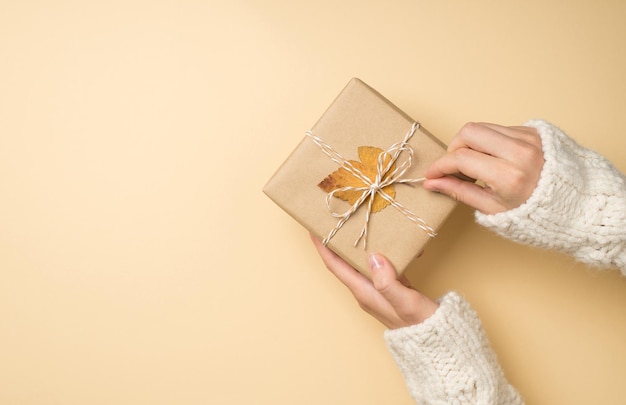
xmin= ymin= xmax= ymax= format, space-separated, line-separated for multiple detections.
xmin=311 ymin=234 xmax=438 ymax=329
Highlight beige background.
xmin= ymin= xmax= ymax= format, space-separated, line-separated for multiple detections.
xmin=1 ymin=1 xmax=625 ymax=404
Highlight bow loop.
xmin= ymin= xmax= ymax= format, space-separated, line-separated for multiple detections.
xmin=307 ymin=122 xmax=436 ymax=249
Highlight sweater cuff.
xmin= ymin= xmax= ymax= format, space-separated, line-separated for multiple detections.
xmin=475 ymin=119 xmax=626 ymax=273
xmin=384 ymin=292 xmax=521 ymax=404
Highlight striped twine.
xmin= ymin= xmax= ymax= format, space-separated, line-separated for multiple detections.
xmin=306 ymin=122 xmax=436 ymax=249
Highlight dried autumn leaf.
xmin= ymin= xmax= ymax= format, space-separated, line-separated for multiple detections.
xmin=318 ymin=146 xmax=396 ymax=213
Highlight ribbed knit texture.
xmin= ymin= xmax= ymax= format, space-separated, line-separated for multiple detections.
xmin=385 ymin=293 xmax=522 ymax=405
xmin=476 ymin=119 xmax=626 ymax=274
xmin=384 ymin=121 xmax=626 ymax=404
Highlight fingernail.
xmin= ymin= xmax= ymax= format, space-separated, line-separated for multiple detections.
xmin=369 ymin=254 xmax=384 ymax=270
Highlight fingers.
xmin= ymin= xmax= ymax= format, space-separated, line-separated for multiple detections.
xmin=310 ymin=234 xmax=367 ymax=292
xmin=448 ymin=122 xmax=541 ymax=159
xmin=478 ymin=123 xmax=542 ymax=148
xmin=424 ymin=146 xmax=510 ymax=187
xmin=310 ymin=234 xmax=395 ymax=317
xmin=423 ymin=175 xmax=506 ymax=214
xmin=424 ymin=122 xmax=544 ymax=214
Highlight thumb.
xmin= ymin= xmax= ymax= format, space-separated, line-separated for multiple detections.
xmin=369 ymin=253 xmax=438 ymax=325
xmin=369 ymin=254 xmax=416 ymax=309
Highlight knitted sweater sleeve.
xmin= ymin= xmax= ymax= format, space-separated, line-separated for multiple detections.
xmin=384 ymin=292 xmax=523 ymax=404
xmin=476 ymin=119 xmax=626 ymax=273
xmin=384 ymin=121 xmax=625 ymax=404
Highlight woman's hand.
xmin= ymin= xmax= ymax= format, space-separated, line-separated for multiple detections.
xmin=309 ymin=123 xmax=543 ymax=328
xmin=311 ymin=235 xmax=438 ymax=329
xmin=424 ymin=122 xmax=545 ymax=215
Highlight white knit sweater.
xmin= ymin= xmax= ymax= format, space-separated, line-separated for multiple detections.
xmin=384 ymin=120 xmax=626 ymax=404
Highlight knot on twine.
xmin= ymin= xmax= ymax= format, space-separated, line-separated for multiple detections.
xmin=306 ymin=122 xmax=436 ymax=249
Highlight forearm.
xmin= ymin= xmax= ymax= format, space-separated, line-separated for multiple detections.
xmin=476 ymin=120 xmax=626 ymax=273
xmin=385 ymin=292 xmax=523 ymax=404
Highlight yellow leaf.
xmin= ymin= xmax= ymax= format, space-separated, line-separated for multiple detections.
xmin=318 ymin=146 xmax=395 ymax=213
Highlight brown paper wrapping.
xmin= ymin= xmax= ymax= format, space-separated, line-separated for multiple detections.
xmin=263 ymin=78 xmax=457 ymax=275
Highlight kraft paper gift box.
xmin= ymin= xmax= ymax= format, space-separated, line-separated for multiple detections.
xmin=263 ymin=78 xmax=457 ymax=276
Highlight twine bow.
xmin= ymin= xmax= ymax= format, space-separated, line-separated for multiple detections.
xmin=306 ymin=122 xmax=436 ymax=249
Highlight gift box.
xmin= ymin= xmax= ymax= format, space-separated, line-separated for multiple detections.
xmin=263 ymin=78 xmax=457 ymax=276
